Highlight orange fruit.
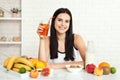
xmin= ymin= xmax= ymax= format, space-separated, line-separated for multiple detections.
xmin=98 ymin=62 xmax=110 ymax=68
xmin=36 ymin=60 xmax=46 ymax=69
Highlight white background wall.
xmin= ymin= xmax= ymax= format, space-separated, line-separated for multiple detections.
xmin=22 ymin=0 xmax=120 ymax=66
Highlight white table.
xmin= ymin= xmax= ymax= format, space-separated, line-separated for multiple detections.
xmin=0 ymin=64 xmax=119 ymax=80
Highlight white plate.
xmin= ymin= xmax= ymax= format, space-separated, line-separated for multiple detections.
xmin=36 ymin=68 xmax=43 ymax=72
xmin=0 ymin=65 xmax=30 ymax=78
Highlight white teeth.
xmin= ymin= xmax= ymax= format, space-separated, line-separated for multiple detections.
xmin=59 ymin=26 xmax=65 ymax=30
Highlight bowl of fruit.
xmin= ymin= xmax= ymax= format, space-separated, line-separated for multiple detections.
xmin=66 ymin=65 xmax=83 ymax=73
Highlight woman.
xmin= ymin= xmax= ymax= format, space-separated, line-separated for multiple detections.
xmin=37 ymin=8 xmax=86 ymax=69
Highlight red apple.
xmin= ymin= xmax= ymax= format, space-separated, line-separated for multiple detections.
xmin=86 ymin=64 xmax=96 ymax=73
xmin=41 ymin=68 xmax=50 ymax=76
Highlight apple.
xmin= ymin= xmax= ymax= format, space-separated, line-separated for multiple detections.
xmin=86 ymin=64 xmax=96 ymax=73
xmin=41 ymin=68 xmax=50 ymax=76
xmin=94 ymin=67 xmax=103 ymax=76
xmin=30 ymin=70 xmax=39 ymax=78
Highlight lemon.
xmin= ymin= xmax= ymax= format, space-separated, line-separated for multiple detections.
xmin=110 ymin=67 xmax=116 ymax=74
xmin=36 ymin=61 xmax=46 ymax=69
xmin=19 ymin=67 xmax=26 ymax=74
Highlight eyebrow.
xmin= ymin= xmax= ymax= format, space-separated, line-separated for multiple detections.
xmin=57 ymin=17 xmax=70 ymax=21
xmin=57 ymin=17 xmax=62 ymax=19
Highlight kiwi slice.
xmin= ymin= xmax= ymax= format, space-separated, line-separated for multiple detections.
xmin=102 ymin=66 xmax=110 ymax=75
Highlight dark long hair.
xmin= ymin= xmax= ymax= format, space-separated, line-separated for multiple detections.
xmin=50 ymin=8 xmax=74 ymax=61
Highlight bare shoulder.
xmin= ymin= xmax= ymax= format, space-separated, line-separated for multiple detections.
xmin=74 ymin=34 xmax=83 ymax=41
xmin=74 ymin=34 xmax=85 ymax=48
xmin=74 ymin=34 xmax=86 ymax=61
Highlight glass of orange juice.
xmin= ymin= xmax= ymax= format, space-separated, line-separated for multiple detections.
xmin=39 ymin=21 xmax=49 ymax=37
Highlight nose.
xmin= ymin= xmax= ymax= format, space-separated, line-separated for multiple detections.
xmin=61 ymin=21 xmax=65 ymax=26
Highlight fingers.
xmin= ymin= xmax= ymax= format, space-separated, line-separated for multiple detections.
xmin=37 ymin=25 xmax=46 ymax=39
xmin=37 ymin=27 xmax=43 ymax=33
xmin=37 ymin=24 xmax=49 ymax=39
xmin=37 ymin=24 xmax=44 ymax=35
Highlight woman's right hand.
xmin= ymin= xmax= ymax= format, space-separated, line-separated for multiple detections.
xmin=37 ymin=24 xmax=44 ymax=39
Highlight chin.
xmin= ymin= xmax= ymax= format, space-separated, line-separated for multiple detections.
xmin=57 ymin=31 xmax=66 ymax=34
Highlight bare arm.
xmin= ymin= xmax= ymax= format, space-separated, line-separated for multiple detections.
xmin=38 ymin=37 xmax=50 ymax=62
xmin=38 ymin=38 xmax=46 ymax=61
xmin=74 ymin=34 xmax=86 ymax=67
xmin=47 ymin=61 xmax=84 ymax=69
xmin=37 ymin=24 xmax=50 ymax=62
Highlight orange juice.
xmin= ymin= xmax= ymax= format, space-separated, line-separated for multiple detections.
xmin=40 ymin=23 xmax=49 ymax=37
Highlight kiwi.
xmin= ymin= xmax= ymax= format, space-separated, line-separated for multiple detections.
xmin=102 ymin=66 xmax=110 ymax=75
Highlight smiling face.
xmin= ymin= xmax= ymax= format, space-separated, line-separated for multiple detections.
xmin=54 ymin=13 xmax=70 ymax=34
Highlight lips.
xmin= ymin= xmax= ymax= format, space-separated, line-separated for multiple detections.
xmin=59 ymin=26 xmax=66 ymax=30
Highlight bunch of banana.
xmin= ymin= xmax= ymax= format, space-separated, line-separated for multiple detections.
xmin=12 ymin=63 xmax=32 ymax=72
xmin=14 ymin=57 xmax=35 ymax=69
xmin=3 ymin=55 xmax=19 ymax=71
xmin=12 ymin=67 xmax=19 ymax=72
xmin=3 ymin=55 xmax=35 ymax=73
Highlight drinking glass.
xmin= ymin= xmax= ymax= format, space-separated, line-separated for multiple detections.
xmin=39 ymin=20 xmax=49 ymax=37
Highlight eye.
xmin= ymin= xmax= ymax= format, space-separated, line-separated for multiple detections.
xmin=65 ymin=20 xmax=70 ymax=23
xmin=57 ymin=18 xmax=62 ymax=21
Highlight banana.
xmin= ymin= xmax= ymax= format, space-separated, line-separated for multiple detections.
xmin=14 ymin=57 xmax=34 ymax=69
xmin=6 ymin=55 xmax=19 ymax=71
xmin=12 ymin=67 xmax=29 ymax=73
xmin=21 ymin=55 xmax=28 ymax=59
xmin=14 ymin=63 xmax=32 ymax=71
xmin=3 ymin=57 xmax=11 ymax=68
xmin=12 ymin=67 xmax=19 ymax=72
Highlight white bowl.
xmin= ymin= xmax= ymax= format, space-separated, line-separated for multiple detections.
xmin=66 ymin=65 xmax=83 ymax=73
